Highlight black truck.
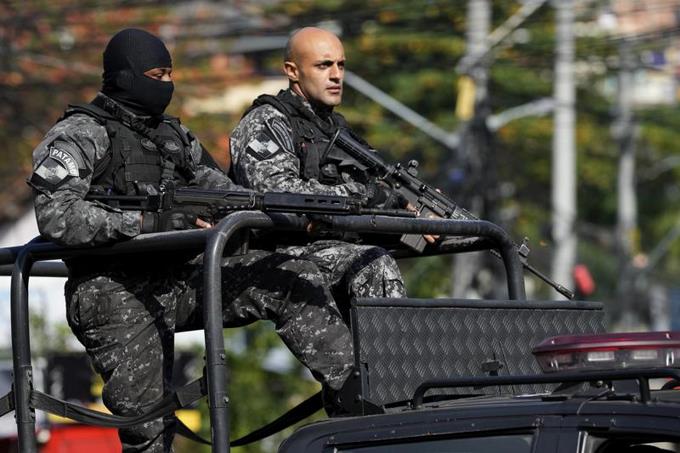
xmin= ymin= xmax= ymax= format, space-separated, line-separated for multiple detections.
xmin=279 ymin=327 xmax=680 ymax=453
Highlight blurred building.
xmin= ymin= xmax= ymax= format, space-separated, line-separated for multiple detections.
xmin=599 ymin=0 xmax=680 ymax=106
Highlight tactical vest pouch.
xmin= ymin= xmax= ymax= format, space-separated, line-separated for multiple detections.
xmin=301 ymin=142 xmax=322 ymax=180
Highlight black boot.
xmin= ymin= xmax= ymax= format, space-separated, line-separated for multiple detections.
xmin=322 ymin=368 xmax=384 ymax=417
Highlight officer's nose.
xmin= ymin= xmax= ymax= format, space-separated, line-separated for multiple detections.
xmin=330 ymin=64 xmax=342 ymax=81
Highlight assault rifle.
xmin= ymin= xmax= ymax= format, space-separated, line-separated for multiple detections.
xmin=86 ymin=187 xmax=414 ymax=222
xmin=329 ymin=129 xmax=575 ymax=300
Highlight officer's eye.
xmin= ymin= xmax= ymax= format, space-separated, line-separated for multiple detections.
xmin=144 ymin=68 xmax=172 ymax=81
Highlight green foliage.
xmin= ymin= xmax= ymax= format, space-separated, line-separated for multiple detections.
xmin=190 ymin=324 xmax=322 ymax=453
xmin=29 ymin=312 xmax=73 ymax=355
xmin=401 ymin=255 xmax=453 ymax=298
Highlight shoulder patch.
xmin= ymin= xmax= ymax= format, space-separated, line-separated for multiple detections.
xmin=246 ymin=132 xmax=282 ymax=161
xmin=31 ymin=143 xmax=83 ymax=190
xmin=264 ymin=116 xmax=294 ymax=153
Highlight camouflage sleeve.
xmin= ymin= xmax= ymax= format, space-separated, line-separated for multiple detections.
xmin=230 ymin=105 xmax=367 ymax=197
xmin=28 ymin=114 xmax=142 ymax=246
xmin=183 ymin=125 xmax=240 ymax=190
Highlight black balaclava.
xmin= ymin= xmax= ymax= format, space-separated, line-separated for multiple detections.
xmin=102 ymin=28 xmax=173 ymax=117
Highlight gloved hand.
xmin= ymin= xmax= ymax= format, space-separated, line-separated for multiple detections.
xmin=365 ymin=180 xmax=407 ymax=209
xmin=141 ymin=208 xmax=198 ymax=233
xmin=365 ymin=180 xmax=389 ymax=207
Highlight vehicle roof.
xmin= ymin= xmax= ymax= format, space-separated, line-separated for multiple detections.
xmin=279 ymin=388 xmax=680 ymax=452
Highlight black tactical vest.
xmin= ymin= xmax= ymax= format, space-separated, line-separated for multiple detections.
xmin=62 ymin=99 xmax=194 ymax=196
xmin=245 ymin=90 xmax=369 ymax=185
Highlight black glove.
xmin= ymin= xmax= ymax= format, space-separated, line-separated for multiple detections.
xmin=365 ymin=180 xmax=389 ymax=207
xmin=141 ymin=208 xmax=198 ymax=233
xmin=365 ymin=180 xmax=407 ymax=209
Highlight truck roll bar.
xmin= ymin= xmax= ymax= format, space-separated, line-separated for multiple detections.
xmin=0 ymin=213 xmax=526 ymax=452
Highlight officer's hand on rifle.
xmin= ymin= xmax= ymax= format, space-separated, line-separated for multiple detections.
xmin=405 ymin=202 xmax=440 ymax=245
xmin=418 ymin=187 xmax=447 ymax=245
xmin=365 ymin=179 xmax=406 ymax=209
xmin=195 ymin=217 xmax=212 ymax=228
xmin=141 ymin=208 xmax=212 ymax=233
xmin=367 ymin=179 xmax=440 ymax=246
xmin=364 ymin=180 xmax=388 ymax=208
xmin=304 ymin=214 xmax=332 ymax=236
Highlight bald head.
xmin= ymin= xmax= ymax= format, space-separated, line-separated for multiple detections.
xmin=283 ymin=27 xmax=345 ymax=109
xmin=285 ymin=27 xmax=343 ymax=63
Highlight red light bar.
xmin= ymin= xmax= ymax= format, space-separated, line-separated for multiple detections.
xmin=532 ymin=331 xmax=680 ymax=373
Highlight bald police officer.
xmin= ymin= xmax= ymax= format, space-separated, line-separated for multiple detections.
xmin=230 ymin=27 xmax=408 ymax=320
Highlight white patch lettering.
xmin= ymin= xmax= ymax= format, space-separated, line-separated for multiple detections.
xmin=49 ymin=147 xmax=79 ymax=176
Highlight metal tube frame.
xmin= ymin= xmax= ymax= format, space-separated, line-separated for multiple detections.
xmin=0 ymin=213 xmax=524 ymax=452
xmin=324 ymin=216 xmax=526 ymax=300
xmin=11 ymin=246 xmax=37 ymax=452
xmin=202 ymin=212 xmax=275 ymax=452
xmin=411 ymin=367 xmax=680 ymax=408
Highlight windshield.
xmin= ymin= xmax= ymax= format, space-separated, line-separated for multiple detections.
xmin=336 ymin=433 xmax=534 ymax=453
xmin=581 ymin=432 xmax=680 ymax=453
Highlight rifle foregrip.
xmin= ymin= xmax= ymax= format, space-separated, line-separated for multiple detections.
xmin=400 ymin=233 xmax=427 ymax=253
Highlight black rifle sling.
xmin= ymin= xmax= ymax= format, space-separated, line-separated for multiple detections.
xmin=171 ymin=389 xmax=323 ymax=447
xmin=0 ymin=390 xmax=13 ymax=417
xmin=28 ymin=377 xmax=205 ymax=429
xmin=175 ymin=418 xmax=211 ymax=445
xmin=19 ymin=375 xmax=321 ymax=446
xmin=169 ymin=388 xmax=323 ymax=447
xmin=231 ymin=390 xmax=323 ymax=446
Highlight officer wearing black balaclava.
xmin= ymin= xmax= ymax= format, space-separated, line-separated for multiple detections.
xmin=76 ymin=28 xmax=207 ymax=233
xmin=102 ymin=28 xmax=174 ymax=117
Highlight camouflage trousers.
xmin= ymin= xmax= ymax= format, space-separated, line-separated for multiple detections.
xmin=64 ymin=250 xmax=353 ymax=453
xmin=280 ymin=240 xmax=406 ymax=322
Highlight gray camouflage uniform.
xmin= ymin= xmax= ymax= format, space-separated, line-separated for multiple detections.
xmin=230 ymin=90 xmax=406 ymax=318
xmin=29 ymin=95 xmax=353 ymax=452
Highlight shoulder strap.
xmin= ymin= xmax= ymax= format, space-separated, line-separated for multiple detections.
xmin=61 ymin=103 xmax=119 ymax=181
xmin=242 ymin=91 xmax=306 ymax=162
xmin=62 ymin=102 xmax=115 ymax=124
xmin=331 ymin=111 xmax=349 ymax=129
xmin=161 ymin=115 xmax=191 ymax=147
xmin=243 ymin=91 xmax=296 ymax=119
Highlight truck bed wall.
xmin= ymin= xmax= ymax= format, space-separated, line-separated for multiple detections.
xmin=350 ymin=298 xmax=606 ymax=405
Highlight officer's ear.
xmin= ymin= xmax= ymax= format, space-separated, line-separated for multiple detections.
xmin=283 ymin=60 xmax=299 ymax=82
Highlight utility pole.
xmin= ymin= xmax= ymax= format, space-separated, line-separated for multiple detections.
xmin=465 ymin=0 xmax=490 ymax=104
xmin=452 ymin=0 xmax=491 ymax=298
xmin=550 ymin=0 xmax=576 ymax=298
xmin=614 ymin=38 xmax=638 ymax=327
